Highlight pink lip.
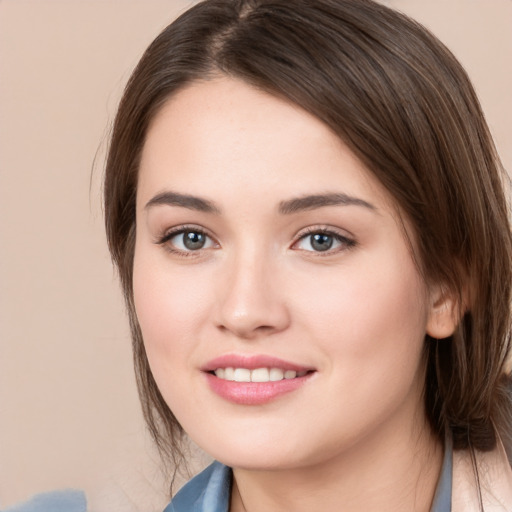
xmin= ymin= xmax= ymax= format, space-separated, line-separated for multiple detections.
xmin=202 ymin=354 xmax=315 ymax=406
xmin=202 ymin=354 xmax=312 ymax=373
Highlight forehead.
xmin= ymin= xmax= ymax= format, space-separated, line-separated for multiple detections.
xmin=138 ymin=77 xmax=391 ymax=210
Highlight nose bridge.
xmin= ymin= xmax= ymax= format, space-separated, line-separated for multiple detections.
xmin=216 ymin=241 xmax=289 ymax=338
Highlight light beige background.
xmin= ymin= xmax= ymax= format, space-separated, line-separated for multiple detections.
xmin=0 ymin=1 xmax=511 ymax=510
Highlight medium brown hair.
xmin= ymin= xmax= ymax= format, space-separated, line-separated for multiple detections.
xmin=104 ymin=0 xmax=512 ymax=476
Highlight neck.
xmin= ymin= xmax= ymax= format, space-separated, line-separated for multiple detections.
xmin=230 ymin=415 xmax=443 ymax=512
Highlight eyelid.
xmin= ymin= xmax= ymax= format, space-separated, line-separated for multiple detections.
xmin=155 ymin=224 xmax=219 ymax=255
xmin=291 ymin=226 xmax=357 ymax=253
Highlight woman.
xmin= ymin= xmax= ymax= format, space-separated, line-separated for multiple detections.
xmin=104 ymin=0 xmax=512 ymax=510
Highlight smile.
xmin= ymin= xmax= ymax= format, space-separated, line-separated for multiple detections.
xmin=214 ymin=367 xmax=309 ymax=382
xmin=203 ymin=355 xmax=315 ymax=405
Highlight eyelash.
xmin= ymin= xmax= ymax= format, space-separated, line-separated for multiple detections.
xmin=293 ymin=227 xmax=357 ymax=256
xmin=155 ymin=225 xmax=357 ymax=257
xmin=156 ymin=225 xmax=217 ymax=257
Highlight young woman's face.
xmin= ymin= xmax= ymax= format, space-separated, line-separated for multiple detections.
xmin=133 ymin=77 xmax=442 ymax=470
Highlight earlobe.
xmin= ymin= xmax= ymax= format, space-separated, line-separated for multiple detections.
xmin=426 ymin=285 xmax=463 ymax=339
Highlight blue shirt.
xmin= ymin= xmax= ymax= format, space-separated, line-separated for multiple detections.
xmin=164 ymin=441 xmax=453 ymax=512
xmin=1 ymin=490 xmax=86 ymax=512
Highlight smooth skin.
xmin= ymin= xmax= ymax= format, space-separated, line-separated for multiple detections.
xmin=133 ymin=77 xmax=459 ymax=512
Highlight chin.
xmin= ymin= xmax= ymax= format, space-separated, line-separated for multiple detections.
xmin=216 ymin=453 xmax=306 ymax=472
xmin=194 ymin=432 xmax=328 ymax=472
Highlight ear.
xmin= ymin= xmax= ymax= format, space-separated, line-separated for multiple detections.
xmin=426 ymin=284 xmax=464 ymax=339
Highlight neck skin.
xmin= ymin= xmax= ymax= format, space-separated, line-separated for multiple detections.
xmin=229 ymin=399 xmax=443 ymax=512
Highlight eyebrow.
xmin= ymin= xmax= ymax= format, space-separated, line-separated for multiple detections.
xmin=145 ymin=191 xmax=221 ymax=214
xmin=144 ymin=190 xmax=376 ymax=215
xmin=278 ymin=193 xmax=376 ymax=214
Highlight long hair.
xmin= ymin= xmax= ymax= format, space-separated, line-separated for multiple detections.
xmin=104 ymin=0 xmax=512 ymax=478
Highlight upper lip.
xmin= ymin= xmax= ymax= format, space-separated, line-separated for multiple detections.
xmin=202 ymin=354 xmax=314 ymax=373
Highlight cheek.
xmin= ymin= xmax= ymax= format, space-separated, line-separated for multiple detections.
xmin=132 ymin=248 xmax=210 ymax=371
xmin=132 ymin=251 xmax=217 ymax=424
xmin=283 ymin=255 xmax=430 ymax=451
xmin=293 ymin=251 xmax=429 ymax=381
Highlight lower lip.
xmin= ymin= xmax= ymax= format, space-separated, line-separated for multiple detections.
xmin=205 ymin=372 xmax=312 ymax=405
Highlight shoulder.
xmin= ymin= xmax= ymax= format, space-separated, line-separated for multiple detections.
xmin=452 ymin=441 xmax=512 ymax=512
xmin=164 ymin=461 xmax=232 ymax=512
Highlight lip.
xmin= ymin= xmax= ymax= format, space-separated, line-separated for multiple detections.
xmin=202 ymin=354 xmax=315 ymax=405
xmin=202 ymin=354 xmax=313 ymax=373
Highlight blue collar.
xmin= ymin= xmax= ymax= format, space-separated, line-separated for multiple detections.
xmin=431 ymin=435 xmax=453 ymax=512
xmin=165 ymin=462 xmax=230 ymax=512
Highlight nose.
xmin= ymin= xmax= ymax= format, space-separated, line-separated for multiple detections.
xmin=214 ymin=251 xmax=291 ymax=339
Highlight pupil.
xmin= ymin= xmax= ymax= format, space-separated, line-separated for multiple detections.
xmin=311 ymin=233 xmax=333 ymax=251
xmin=184 ymin=231 xmax=205 ymax=250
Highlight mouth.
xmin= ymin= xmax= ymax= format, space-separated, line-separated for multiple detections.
xmin=202 ymin=354 xmax=316 ymax=405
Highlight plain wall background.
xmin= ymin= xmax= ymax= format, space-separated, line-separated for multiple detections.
xmin=0 ymin=1 xmax=510 ymax=510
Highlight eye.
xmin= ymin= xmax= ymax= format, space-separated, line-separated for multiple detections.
xmin=293 ymin=229 xmax=355 ymax=253
xmin=158 ymin=227 xmax=217 ymax=253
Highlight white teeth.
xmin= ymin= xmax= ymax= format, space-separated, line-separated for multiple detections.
xmin=269 ymin=368 xmax=284 ymax=381
xmin=233 ymin=368 xmax=251 ymax=382
xmin=251 ymin=368 xmax=270 ymax=382
xmin=214 ymin=367 xmax=307 ymax=382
